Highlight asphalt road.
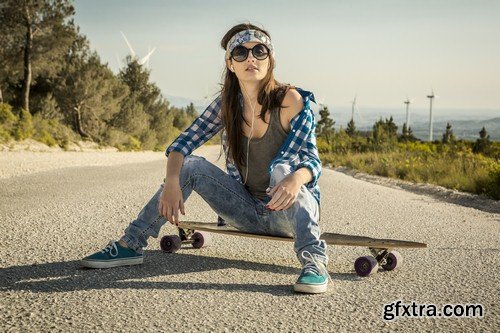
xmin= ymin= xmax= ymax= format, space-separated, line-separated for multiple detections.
xmin=1 ymin=146 xmax=498 ymax=332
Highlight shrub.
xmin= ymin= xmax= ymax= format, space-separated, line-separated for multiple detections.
xmin=31 ymin=113 xmax=75 ymax=147
xmin=104 ymin=129 xmax=130 ymax=150
xmin=316 ymin=138 xmax=330 ymax=153
xmin=14 ymin=109 xmax=34 ymax=140
xmin=139 ymin=131 xmax=157 ymax=151
xmin=0 ymin=103 xmax=18 ymax=142
xmin=126 ymin=136 xmax=142 ymax=151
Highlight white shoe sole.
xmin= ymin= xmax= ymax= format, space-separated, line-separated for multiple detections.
xmin=294 ymin=282 xmax=328 ymax=294
xmin=80 ymin=257 xmax=143 ymax=269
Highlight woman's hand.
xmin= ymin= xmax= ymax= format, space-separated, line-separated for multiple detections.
xmin=158 ymin=179 xmax=185 ymax=225
xmin=266 ymin=173 xmax=302 ymax=211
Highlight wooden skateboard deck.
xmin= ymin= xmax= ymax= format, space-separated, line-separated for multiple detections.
xmin=176 ymin=221 xmax=427 ymax=249
xmin=160 ymin=220 xmax=427 ymax=277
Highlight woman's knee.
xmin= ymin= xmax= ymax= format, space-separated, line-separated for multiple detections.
xmin=176 ymin=155 xmax=206 ymax=187
xmin=180 ymin=155 xmax=206 ymax=176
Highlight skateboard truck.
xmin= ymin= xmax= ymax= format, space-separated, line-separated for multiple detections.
xmin=354 ymin=247 xmax=403 ymax=277
xmin=160 ymin=228 xmax=213 ymax=253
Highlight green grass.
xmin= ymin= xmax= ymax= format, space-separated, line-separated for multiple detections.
xmin=320 ymin=145 xmax=499 ymax=200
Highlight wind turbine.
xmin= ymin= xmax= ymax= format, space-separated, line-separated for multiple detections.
xmin=427 ymin=89 xmax=438 ymax=141
xmin=351 ymin=94 xmax=357 ymax=121
xmin=120 ymin=31 xmax=156 ymax=67
xmin=404 ymin=96 xmax=412 ymax=128
xmin=350 ymin=94 xmax=364 ymax=124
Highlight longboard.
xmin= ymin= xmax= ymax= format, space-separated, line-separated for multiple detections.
xmin=160 ymin=220 xmax=427 ymax=277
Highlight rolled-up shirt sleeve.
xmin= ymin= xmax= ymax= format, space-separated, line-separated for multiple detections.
xmin=294 ymin=110 xmax=322 ymax=189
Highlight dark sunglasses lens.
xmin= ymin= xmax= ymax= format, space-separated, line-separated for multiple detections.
xmin=253 ymin=44 xmax=269 ymax=59
xmin=232 ymin=46 xmax=248 ymax=62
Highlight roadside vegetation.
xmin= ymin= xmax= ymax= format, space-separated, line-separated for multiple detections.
xmin=316 ymin=105 xmax=500 ymax=199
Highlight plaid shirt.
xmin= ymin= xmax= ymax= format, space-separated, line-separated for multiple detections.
xmin=165 ymin=87 xmax=321 ymax=205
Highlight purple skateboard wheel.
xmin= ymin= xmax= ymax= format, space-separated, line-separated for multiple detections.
xmin=382 ymin=251 xmax=403 ymax=271
xmin=160 ymin=235 xmax=182 ymax=253
xmin=191 ymin=232 xmax=212 ymax=249
xmin=354 ymin=256 xmax=379 ymax=277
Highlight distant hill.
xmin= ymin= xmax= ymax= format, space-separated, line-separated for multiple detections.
xmin=409 ymin=117 xmax=500 ymax=141
xmin=328 ymin=106 xmax=499 ymax=141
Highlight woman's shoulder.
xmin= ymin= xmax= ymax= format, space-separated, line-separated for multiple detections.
xmin=281 ymin=86 xmax=315 ymax=122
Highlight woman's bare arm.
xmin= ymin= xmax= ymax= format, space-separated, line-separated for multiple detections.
xmin=165 ymin=151 xmax=185 ymax=183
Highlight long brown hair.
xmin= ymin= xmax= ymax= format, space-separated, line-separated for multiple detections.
xmin=219 ymin=23 xmax=294 ymax=171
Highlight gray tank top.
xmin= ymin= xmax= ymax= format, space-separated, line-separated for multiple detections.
xmin=238 ymin=108 xmax=289 ymax=200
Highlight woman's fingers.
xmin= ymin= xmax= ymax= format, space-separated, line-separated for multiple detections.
xmin=273 ymin=191 xmax=297 ymax=211
xmin=275 ymin=196 xmax=292 ymax=211
xmin=166 ymin=206 xmax=174 ymax=225
xmin=164 ymin=205 xmax=170 ymax=222
xmin=269 ymin=187 xmax=291 ymax=210
xmin=180 ymin=198 xmax=185 ymax=216
xmin=267 ymin=187 xmax=283 ymax=208
xmin=172 ymin=207 xmax=180 ymax=225
xmin=159 ymin=200 xmax=183 ymax=225
xmin=282 ymin=199 xmax=295 ymax=210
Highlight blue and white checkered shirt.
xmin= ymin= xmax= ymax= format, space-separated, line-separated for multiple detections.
xmin=165 ymin=87 xmax=321 ymax=205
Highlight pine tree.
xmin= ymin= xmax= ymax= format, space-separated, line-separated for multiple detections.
xmin=118 ymin=56 xmax=167 ymax=117
xmin=117 ymin=56 xmax=177 ymax=148
xmin=55 ymin=36 xmax=127 ymax=140
xmin=441 ymin=122 xmax=456 ymax=144
xmin=185 ymin=102 xmax=198 ymax=118
xmin=473 ymin=126 xmax=491 ymax=154
xmin=385 ymin=116 xmax=398 ymax=137
xmin=400 ymin=123 xmax=418 ymax=142
xmin=371 ymin=116 xmax=399 ymax=149
xmin=402 ymin=123 xmax=408 ymax=137
xmin=346 ymin=118 xmax=358 ymax=137
xmin=316 ymin=104 xmax=335 ymax=144
xmin=0 ymin=0 xmax=76 ymax=112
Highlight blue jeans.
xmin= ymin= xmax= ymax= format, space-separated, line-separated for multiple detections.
xmin=120 ymin=155 xmax=328 ymax=266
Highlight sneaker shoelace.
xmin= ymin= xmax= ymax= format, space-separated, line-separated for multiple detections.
xmin=301 ymin=251 xmax=333 ymax=283
xmin=101 ymin=241 xmax=119 ymax=257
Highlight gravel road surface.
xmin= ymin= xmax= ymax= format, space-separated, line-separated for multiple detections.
xmin=1 ymin=146 xmax=498 ymax=332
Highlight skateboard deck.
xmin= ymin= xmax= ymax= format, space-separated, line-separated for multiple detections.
xmin=160 ymin=220 xmax=427 ymax=277
xmin=177 ymin=221 xmax=427 ymax=249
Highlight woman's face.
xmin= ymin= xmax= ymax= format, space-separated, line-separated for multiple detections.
xmin=226 ymin=41 xmax=270 ymax=83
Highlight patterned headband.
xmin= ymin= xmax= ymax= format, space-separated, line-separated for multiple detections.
xmin=225 ymin=29 xmax=275 ymax=60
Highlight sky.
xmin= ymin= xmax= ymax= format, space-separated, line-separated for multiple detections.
xmin=73 ymin=0 xmax=500 ymax=112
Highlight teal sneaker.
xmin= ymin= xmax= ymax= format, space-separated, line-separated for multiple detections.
xmin=80 ymin=241 xmax=143 ymax=269
xmin=294 ymin=251 xmax=330 ymax=294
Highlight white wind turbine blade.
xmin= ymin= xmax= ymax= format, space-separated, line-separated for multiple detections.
xmin=350 ymin=94 xmax=357 ymax=121
xmin=138 ymin=47 xmax=156 ymax=65
xmin=430 ymin=88 xmax=439 ymax=98
xmin=355 ymin=103 xmax=364 ymax=123
xmin=120 ymin=31 xmax=136 ymax=58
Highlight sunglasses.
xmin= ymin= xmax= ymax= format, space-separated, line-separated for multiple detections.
xmin=231 ymin=44 xmax=270 ymax=62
